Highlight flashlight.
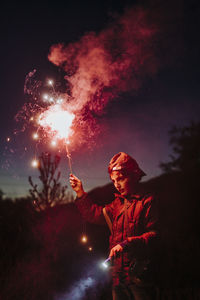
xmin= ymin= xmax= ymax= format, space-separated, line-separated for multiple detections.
xmin=102 ymin=257 xmax=111 ymax=269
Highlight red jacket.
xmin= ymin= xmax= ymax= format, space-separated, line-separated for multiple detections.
xmin=75 ymin=192 xmax=158 ymax=286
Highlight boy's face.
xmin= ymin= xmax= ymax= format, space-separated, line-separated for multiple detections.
xmin=110 ymin=171 xmax=136 ymax=197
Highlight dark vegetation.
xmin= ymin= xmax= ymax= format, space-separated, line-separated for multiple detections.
xmin=0 ymin=121 xmax=200 ymax=299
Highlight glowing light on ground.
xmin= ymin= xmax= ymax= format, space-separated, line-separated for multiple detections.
xmin=81 ymin=235 xmax=87 ymax=243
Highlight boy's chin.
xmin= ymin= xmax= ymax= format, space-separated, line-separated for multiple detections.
xmin=120 ymin=191 xmax=128 ymax=196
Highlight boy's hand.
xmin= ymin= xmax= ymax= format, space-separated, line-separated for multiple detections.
xmin=69 ymin=174 xmax=85 ymax=198
xmin=109 ymin=244 xmax=123 ymax=258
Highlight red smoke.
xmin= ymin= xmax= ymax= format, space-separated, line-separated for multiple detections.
xmin=49 ymin=7 xmax=159 ymax=113
xmin=48 ymin=3 xmax=182 ymax=149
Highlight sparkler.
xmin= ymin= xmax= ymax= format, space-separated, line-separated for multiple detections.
xmin=38 ymin=103 xmax=75 ymax=173
xmin=28 ymin=77 xmax=75 ymax=173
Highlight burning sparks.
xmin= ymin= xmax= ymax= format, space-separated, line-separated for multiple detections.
xmin=48 ymin=79 xmax=53 ymax=86
xmin=81 ymin=235 xmax=87 ymax=243
xmin=31 ymin=159 xmax=39 ymax=168
xmin=32 ymin=133 xmax=39 ymax=140
xmin=19 ymin=76 xmax=76 ymax=173
xmin=43 ymin=94 xmax=49 ymax=101
xmin=38 ymin=104 xmax=75 ymax=140
xmin=51 ymin=140 xmax=57 ymax=147
xmin=28 ymin=79 xmax=75 ymax=146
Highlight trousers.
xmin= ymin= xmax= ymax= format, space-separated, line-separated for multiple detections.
xmin=112 ymin=282 xmax=157 ymax=300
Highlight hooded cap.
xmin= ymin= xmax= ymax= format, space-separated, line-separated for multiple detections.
xmin=108 ymin=152 xmax=146 ymax=178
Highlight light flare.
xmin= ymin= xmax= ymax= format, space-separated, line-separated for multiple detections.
xmin=43 ymin=94 xmax=49 ymax=100
xmin=32 ymin=133 xmax=39 ymax=140
xmin=31 ymin=159 xmax=39 ymax=168
xmin=38 ymin=104 xmax=75 ymax=140
xmin=81 ymin=235 xmax=87 ymax=243
xmin=51 ymin=140 xmax=57 ymax=147
xmin=48 ymin=79 xmax=53 ymax=86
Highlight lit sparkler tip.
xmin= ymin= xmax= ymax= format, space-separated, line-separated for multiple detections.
xmin=32 ymin=133 xmax=39 ymax=140
xmin=38 ymin=105 xmax=75 ymax=140
xmin=48 ymin=79 xmax=53 ymax=86
xmin=31 ymin=159 xmax=39 ymax=168
xmin=56 ymin=98 xmax=63 ymax=104
xmin=81 ymin=235 xmax=87 ymax=243
xmin=6 ymin=137 xmax=11 ymax=142
xmin=51 ymin=140 xmax=57 ymax=147
xmin=43 ymin=94 xmax=49 ymax=100
xmin=88 ymin=247 xmax=93 ymax=251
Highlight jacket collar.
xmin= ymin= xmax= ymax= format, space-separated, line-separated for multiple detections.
xmin=114 ymin=193 xmax=142 ymax=202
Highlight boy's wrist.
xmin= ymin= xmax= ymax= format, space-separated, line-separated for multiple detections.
xmin=76 ymin=189 xmax=85 ymax=198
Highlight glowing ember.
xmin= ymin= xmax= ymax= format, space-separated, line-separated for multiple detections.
xmin=31 ymin=159 xmax=39 ymax=168
xmin=48 ymin=79 xmax=53 ymax=86
xmin=81 ymin=235 xmax=87 ymax=243
xmin=38 ymin=104 xmax=75 ymax=140
xmin=43 ymin=94 xmax=49 ymax=100
xmin=56 ymin=98 xmax=63 ymax=104
xmin=32 ymin=133 xmax=39 ymax=140
xmin=51 ymin=140 xmax=57 ymax=147
xmin=88 ymin=247 xmax=93 ymax=251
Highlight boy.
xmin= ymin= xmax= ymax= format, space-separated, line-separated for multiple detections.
xmin=70 ymin=152 xmax=158 ymax=299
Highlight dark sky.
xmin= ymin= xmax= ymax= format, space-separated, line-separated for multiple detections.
xmin=0 ymin=0 xmax=200 ymax=198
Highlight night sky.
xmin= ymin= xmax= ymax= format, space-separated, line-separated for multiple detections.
xmin=0 ymin=0 xmax=199 ymax=198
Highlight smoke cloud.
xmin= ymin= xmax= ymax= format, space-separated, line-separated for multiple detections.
xmin=47 ymin=2 xmax=183 ymax=149
xmin=49 ymin=6 xmax=159 ymax=115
